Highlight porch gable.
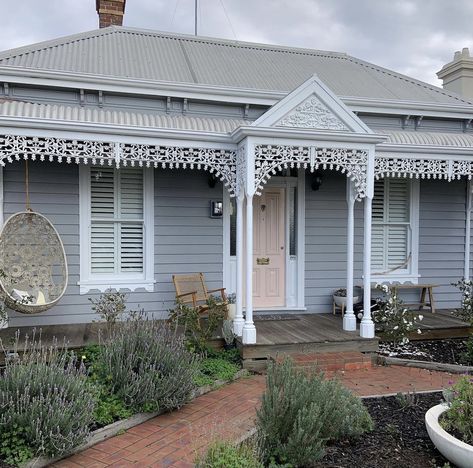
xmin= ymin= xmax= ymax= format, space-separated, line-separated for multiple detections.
xmin=252 ymin=74 xmax=373 ymax=134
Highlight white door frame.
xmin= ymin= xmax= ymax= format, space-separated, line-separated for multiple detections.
xmin=223 ymin=170 xmax=305 ymax=310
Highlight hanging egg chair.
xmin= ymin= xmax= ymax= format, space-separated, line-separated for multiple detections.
xmin=0 ymin=162 xmax=68 ymax=314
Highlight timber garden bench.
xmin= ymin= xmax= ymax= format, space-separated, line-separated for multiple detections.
xmin=389 ymin=283 xmax=438 ymax=314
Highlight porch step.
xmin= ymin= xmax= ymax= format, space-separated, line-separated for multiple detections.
xmin=274 ymin=351 xmax=372 ymax=372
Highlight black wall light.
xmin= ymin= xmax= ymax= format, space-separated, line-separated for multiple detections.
xmin=311 ymin=171 xmax=324 ymax=191
xmin=208 ymin=174 xmax=217 ymax=188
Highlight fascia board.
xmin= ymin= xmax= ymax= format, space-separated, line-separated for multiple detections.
xmin=231 ymin=125 xmax=387 ymax=145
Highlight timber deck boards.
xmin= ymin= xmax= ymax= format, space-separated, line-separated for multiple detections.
xmin=238 ymin=310 xmax=472 ymax=362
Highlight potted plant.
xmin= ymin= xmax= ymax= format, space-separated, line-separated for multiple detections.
xmin=226 ymin=293 xmax=236 ymax=320
xmin=425 ymin=377 xmax=473 ymax=468
xmin=332 ymin=288 xmax=361 ymax=308
xmin=221 ymin=319 xmax=236 ymax=350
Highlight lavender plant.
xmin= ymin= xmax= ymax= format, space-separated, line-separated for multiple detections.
xmin=96 ymin=313 xmax=200 ymax=413
xmin=372 ymin=284 xmax=423 ymax=346
xmin=452 ymin=279 xmax=473 ymax=325
xmin=0 ymin=333 xmax=95 ymax=461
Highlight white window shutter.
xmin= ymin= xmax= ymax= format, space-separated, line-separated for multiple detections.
xmin=371 ymin=178 xmax=410 ymax=272
xmin=90 ymin=167 xmax=144 ymax=275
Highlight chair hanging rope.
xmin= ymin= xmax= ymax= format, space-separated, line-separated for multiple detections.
xmin=0 ymin=161 xmax=68 ymax=314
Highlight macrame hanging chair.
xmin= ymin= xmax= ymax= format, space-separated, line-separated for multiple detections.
xmin=0 ymin=161 xmax=68 ymax=314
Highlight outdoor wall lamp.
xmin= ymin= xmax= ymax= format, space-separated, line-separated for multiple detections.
xmin=210 ymin=200 xmax=223 ymax=218
xmin=311 ymin=171 xmax=324 ymax=191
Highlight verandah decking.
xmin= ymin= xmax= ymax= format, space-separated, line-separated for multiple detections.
xmin=237 ymin=310 xmax=472 ymax=370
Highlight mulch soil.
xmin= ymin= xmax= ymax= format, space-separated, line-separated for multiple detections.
xmin=315 ymin=392 xmax=450 ymax=468
xmin=379 ymin=338 xmax=472 ymax=366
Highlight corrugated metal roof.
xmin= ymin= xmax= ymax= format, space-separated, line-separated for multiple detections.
xmin=0 ymin=27 xmax=469 ymax=106
xmin=0 ymin=100 xmax=246 ymax=133
xmin=382 ymin=130 xmax=473 ymax=147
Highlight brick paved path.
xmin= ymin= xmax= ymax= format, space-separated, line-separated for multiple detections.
xmin=56 ymin=365 xmax=461 ymax=468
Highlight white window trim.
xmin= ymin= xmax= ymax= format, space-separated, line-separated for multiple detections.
xmin=78 ymin=165 xmax=155 ymax=294
xmin=371 ymin=179 xmax=420 ymax=284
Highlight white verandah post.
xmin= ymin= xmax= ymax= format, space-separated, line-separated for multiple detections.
xmin=361 ymin=148 xmax=375 ymax=338
xmin=343 ymin=177 xmax=357 ymax=331
xmin=233 ymin=192 xmax=245 ymax=336
xmin=242 ymin=142 xmax=256 ymax=344
xmin=464 ymin=180 xmax=473 ymax=281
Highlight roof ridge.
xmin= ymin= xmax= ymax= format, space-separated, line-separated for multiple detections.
xmin=0 ymin=27 xmax=118 ymax=61
xmin=346 ymin=55 xmax=472 ymax=105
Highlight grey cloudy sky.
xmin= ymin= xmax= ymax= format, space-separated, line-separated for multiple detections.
xmin=1 ymin=0 xmax=472 ymax=86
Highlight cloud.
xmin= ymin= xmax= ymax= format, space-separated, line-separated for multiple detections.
xmin=0 ymin=0 xmax=472 ymax=86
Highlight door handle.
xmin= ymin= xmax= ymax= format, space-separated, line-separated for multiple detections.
xmin=256 ymin=257 xmax=270 ymax=265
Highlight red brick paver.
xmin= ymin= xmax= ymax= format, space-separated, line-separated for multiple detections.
xmin=55 ymin=365 xmax=462 ymax=467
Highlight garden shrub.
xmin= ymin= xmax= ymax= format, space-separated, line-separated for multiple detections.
xmin=453 ymin=279 xmax=473 ymax=325
xmin=442 ymin=376 xmax=473 ymax=444
xmin=168 ymin=297 xmax=227 ymax=352
xmin=256 ymin=358 xmax=373 ymax=467
xmin=0 ymin=335 xmax=95 ymax=462
xmin=196 ymin=440 xmax=263 ymax=468
xmin=373 ymin=283 xmax=423 ymax=345
xmin=89 ymin=289 xmax=127 ymax=337
xmin=96 ymin=313 xmax=200 ymax=413
xmin=460 ymin=334 xmax=473 ymax=365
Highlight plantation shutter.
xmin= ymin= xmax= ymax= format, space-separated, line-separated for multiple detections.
xmin=371 ymin=178 xmax=410 ymax=272
xmin=90 ymin=167 xmax=144 ymax=275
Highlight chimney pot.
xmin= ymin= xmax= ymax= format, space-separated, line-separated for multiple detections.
xmin=454 ymin=50 xmax=462 ymax=61
xmin=462 ymin=47 xmax=471 ymax=58
xmin=96 ymin=0 xmax=126 ymax=28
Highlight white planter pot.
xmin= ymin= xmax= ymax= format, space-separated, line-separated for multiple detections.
xmin=425 ymin=403 xmax=473 ymax=468
xmin=227 ymin=303 xmax=236 ymax=320
xmin=333 ymin=295 xmax=360 ymax=307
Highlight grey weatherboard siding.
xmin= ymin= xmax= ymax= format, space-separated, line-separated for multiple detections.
xmin=3 ymin=162 xmax=223 ymax=327
xmin=304 ymin=173 xmax=466 ymax=312
xmin=3 ymin=162 xmax=466 ymax=327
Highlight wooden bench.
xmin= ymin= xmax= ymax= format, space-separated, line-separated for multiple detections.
xmin=387 ymin=283 xmax=438 ymax=314
xmin=359 ymin=283 xmax=438 ymax=313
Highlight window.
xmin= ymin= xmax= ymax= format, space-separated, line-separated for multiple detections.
xmin=79 ymin=166 xmax=154 ymax=293
xmin=371 ymin=178 xmax=419 ymax=280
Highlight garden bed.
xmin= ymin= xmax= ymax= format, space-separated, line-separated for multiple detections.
xmin=379 ymin=338 xmax=471 ymax=366
xmin=315 ymin=392 xmax=448 ymax=468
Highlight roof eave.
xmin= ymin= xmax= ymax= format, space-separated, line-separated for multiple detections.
xmin=1 ymin=66 xmax=473 ymax=119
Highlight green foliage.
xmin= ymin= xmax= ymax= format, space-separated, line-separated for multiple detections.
xmin=168 ymin=297 xmax=226 ymax=352
xmin=256 ymin=358 xmax=373 ymax=467
xmin=0 ymin=424 xmax=33 ymax=466
xmin=453 ymin=279 xmax=473 ymax=325
xmin=194 ymin=357 xmax=239 ymax=387
xmin=89 ymin=289 xmax=127 ymax=337
xmin=0 ymin=269 xmax=8 ymax=328
xmin=196 ymin=441 xmax=263 ymax=468
xmin=461 ymin=335 xmax=473 ymax=365
xmin=0 ymin=334 xmax=95 ymax=460
xmin=373 ymin=284 xmax=423 ymax=345
xmin=205 ymin=347 xmax=241 ymax=365
xmin=95 ymin=313 xmax=200 ymax=413
xmin=442 ymin=376 xmax=473 ymax=444
xmin=395 ymin=391 xmax=419 ymax=409
xmin=92 ymin=385 xmax=133 ymax=426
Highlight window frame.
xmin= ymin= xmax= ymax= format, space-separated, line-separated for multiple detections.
xmin=79 ymin=165 xmax=155 ymax=294
xmin=371 ymin=178 xmax=420 ymax=283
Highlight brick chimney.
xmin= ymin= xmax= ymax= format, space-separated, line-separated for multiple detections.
xmin=96 ymin=0 xmax=126 ymax=28
xmin=437 ymin=47 xmax=473 ymax=100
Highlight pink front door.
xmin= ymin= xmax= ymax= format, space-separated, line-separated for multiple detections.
xmin=253 ymin=188 xmax=286 ymax=308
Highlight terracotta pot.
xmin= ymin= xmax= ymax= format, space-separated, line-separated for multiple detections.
xmin=425 ymin=403 xmax=473 ymax=468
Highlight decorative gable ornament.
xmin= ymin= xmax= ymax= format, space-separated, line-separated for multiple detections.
xmin=276 ymin=96 xmax=349 ymax=131
xmin=253 ymin=74 xmax=372 ymax=134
